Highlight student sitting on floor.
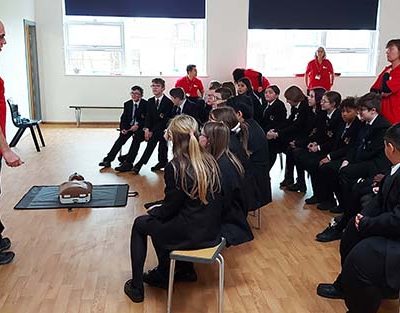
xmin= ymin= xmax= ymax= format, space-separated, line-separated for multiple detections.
xmin=199 ymin=121 xmax=254 ymax=246
xmin=291 ymin=91 xmax=342 ymax=202
xmin=124 ymin=115 xmax=223 ymax=303
xmin=317 ymin=123 xmax=400 ymax=313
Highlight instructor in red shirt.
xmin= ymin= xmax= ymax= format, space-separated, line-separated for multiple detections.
xmin=0 ymin=20 xmax=23 ymax=265
xmin=371 ymin=39 xmax=400 ymax=124
xmin=232 ymin=68 xmax=270 ymax=96
xmin=305 ymin=47 xmax=334 ymax=91
xmin=175 ymin=64 xmax=204 ymax=102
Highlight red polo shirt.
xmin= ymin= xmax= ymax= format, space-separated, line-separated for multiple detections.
xmin=371 ymin=64 xmax=400 ymax=124
xmin=0 ymin=76 xmax=6 ymax=157
xmin=243 ymin=69 xmax=270 ymax=91
xmin=175 ymin=76 xmax=204 ymax=98
xmin=306 ymin=58 xmax=334 ymax=91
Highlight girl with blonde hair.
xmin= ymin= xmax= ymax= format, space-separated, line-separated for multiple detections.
xmin=124 ymin=115 xmax=222 ymax=303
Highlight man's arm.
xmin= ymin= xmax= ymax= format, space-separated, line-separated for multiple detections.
xmin=0 ymin=131 xmax=23 ymax=167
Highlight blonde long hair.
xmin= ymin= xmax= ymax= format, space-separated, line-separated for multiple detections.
xmin=166 ymin=115 xmax=221 ymax=204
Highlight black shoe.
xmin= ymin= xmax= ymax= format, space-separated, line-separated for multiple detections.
xmin=330 ymin=206 xmax=344 ymax=214
xmin=143 ymin=267 xmax=169 ymax=289
xmin=174 ymin=268 xmax=197 ymax=282
xmin=0 ymin=237 xmax=11 ymax=252
xmin=118 ymin=154 xmax=127 ymax=163
xmin=286 ymin=183 xmax=307 ymax=193
xmin=151 ymin=162 xmax=167 ymax=172
xmin=316 ymin=224 xmax=343 ymax=242
xmin=305 ymin=195 xmax=319 ymax=205
xmin=316 ymin=283 xmax=344 ymax=299
xmin=279 ymin=178 xmax=294 ymax=188
xmin=124 ymin=279 xmax=144 ymax=303
xmin=317 ymin=200 xmax=337 ymax=211
xmin=99 ymin=159 xmax=111 ymax=167
xmin=115 ymin=161 xmax=133 ymax=172
xmin=132 ymin=163 xmax=142 ymax=175
xmin=0 ymin=251 xmax=15 ymax=265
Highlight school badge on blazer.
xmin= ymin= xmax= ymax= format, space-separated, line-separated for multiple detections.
xmin=293 ymin=113 xmax=299 ymax=121
xmin=327 ymin=130 xmax=334 ymax=137
xmin=344 ymin=137 xmax=350 ymax=145
xmin=270 ymin=115 xmax=274 ymax=121
xmin=159 ymin=113 xmax=164 ymax=119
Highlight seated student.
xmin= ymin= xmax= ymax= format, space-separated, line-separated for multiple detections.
xmin=291 ymin=91 xmax=342 ymax=201
xmin=209 ymin=107 xmax=250 ymax=169
xmin=334 ymin=93 xmax=391 ymax=214
xmin=169 ymin=87 xmax=201 ymax=122
xmin=314 ymin=97 xmax=362 ymax=211
xmin=132 ymin=78 xmax=173 ymax=174
xmin=236 ymin=77 xmax=264 ymax=125
xmin=99 ymin=86 xmax=147 ymax=168
xmin=124 ymin=115 xmax=222 ymax=303
xmin=199 ymin=121 xmax=254 ymax=246
xmin=205 ymin=80 xmax=222 ymax=106
xmin=260 ymin=85 xmax=287 ymax=170
xmin=317 ymin=123 xmax=400 ymax=313
xmin=267 ymin=86 xmax=309 ymax=192
xmin=228 ymin=100 xmax=272 ymax=210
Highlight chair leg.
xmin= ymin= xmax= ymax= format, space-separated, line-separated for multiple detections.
xmin=167 ymin=259 xmax=176 ymax=313
xmin=36 ymin=124 xmax=45 ymax=147
xmin=9 ymin=128 xmax=26 ymax=147
xmin=216 ymin=254 xmax=224 ymax=313
xmin=29 ymin=125 xmax=40 ymax=152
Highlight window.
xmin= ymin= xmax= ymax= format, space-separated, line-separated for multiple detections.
xmin=247 ymin=29 xmax=378 ymax=77
xmin=64 ymin=16 xmax=206 ymax=76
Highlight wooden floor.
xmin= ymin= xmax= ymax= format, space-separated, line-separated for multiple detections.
xmin=0 ymin=125 xmax=397 ymax=313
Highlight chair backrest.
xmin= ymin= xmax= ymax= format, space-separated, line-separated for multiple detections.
xmin=7 ymin=99 xmax=23 ymax=126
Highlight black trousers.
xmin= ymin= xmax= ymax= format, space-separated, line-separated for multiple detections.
xmin=338 ymin=162 xmax=377 ymax=211
xmin=283 ymin=146 xmax=305 ymax=184
xmin=293 ymin=148 xmax=324 ymax=196
xmin=104 ymin=132 xmax=133 ymax=162
xmin=136 ymin=131 xmax=168 ymax=165
xmin=336 ymin=221 xmax=393 ymax=313
xmin=317 ymin=159 xmax=342 ymax=203
xmin=125 ymin=130 xmax=145 ymax=164
xmin=130 ymin=215 xmax=170 ymax=289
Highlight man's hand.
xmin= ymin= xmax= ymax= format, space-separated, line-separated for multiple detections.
xmin=266 ymin=130 xmax=278 ymax=140
xmin=3 ymin=149 xmax=23 ymax=167
xmin=319 ymin=157 xmax=330 ymax=166
xmin=340 ymin=160 xmax=349 ymax=169
xmin=130 ymin=125 xmax=139 ymax=132
xmin=144 ymin=129 xmax=153 ymax=141
xmin=355 ymin=214 xmax=364 ymax=231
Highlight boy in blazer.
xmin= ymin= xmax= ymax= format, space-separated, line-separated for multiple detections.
xmin=315 ymin=97 xmax=361 ymax=211
xmin=335 ymin=93 xmax=391 ymax=214
xmin=317 ymin=123 xmax=400 ymax=313
xmin=99 ymin=86 xmax=147 ymax=168
xmin=132 ymin=78 xmax=173 ymax=174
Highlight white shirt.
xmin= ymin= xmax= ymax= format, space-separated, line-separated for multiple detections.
xmin=391 ymin=162 xmax=400 ymax=176
xmin=368 ymin=114 xmax=379 ymax=126
xmin=327 ymin=108 xmax=336 ymax=119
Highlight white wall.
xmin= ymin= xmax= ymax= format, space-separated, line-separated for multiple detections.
xmin=34 ymin=0 xmax=400 ymax=122
xmin=0 ymin=0 xmax=35 ymax=137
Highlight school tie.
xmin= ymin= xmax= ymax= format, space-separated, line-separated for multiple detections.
xmin=131 ymin=103 xmax=138 ymax=125
xmin=155 ymin=98 xmax=160 ymax=111
xmin=176 ymin=106 xmax=181 ymax=115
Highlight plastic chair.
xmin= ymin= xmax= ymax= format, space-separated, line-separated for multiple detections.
xmin=7 ymin=99 xmax=45 ymax=152
xmin=167 ymin=238 xmax=226 ymax=313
